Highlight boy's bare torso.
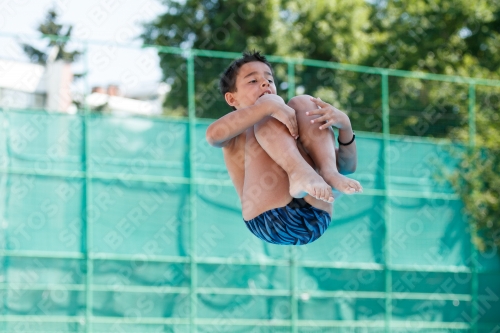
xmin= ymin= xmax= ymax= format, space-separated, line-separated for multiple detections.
xmin=223 ymin=130 xmax=332 ymax=221
xmin=222 ymin=132 xmax=246 ymax=200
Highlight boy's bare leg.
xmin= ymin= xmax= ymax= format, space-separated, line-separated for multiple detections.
xmin=242 ymin=125 xmax=334 ymax=221
xmin=253 ymin=117 xmax=334 ymax=203
xmin=241 ymin=128 xmax=294 ymax=220
xmin=288 ymin=95 xmax=362 ymax=193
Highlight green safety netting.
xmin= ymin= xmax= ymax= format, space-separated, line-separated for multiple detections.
xmin=0 ymin=109 xmax=499 ymax=333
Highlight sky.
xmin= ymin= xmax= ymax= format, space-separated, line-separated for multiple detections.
xmin=0 ymin=0 xmax=166 ymax=96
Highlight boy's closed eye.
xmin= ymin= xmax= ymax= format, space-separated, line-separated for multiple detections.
xmin=248 ymin=79 xmax=273 ymax=84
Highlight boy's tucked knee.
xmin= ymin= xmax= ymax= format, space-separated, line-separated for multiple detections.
xmin=288 ymin=94 xmax=314 ymax=109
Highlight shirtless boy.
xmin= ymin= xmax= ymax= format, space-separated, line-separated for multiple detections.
xmin=206 ymin=51 xmax=362 ymax=245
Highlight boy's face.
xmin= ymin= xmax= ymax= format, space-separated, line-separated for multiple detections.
xmin=224 ymin=61 xmax=276 ymax=109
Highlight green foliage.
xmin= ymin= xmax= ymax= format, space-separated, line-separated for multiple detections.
xmin=368 ymin=0 xmax=500 ymax=76
xmin=449 ymin=147 xmax=500 ymax=252
xmin=448 ymin=86 xmax=500 ymax=252
xmin=141 ymin=0 xmax=281 ymax=118
xmin=369 ymin=0 xmax=500 ymax=253
xmin=361 ymin=0 xmax=500 ymax=138
xmin=142 ymin=0 xmax=500 ymax=250
xmin=22 ymin=9 xmax=81 ymax=64
xmin=272 ymin=0 xmax=374 ymax=62
xmin=274 ymin=0 xmax=378 ymax=133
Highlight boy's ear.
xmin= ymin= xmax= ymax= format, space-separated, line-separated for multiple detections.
xmin=224 ymin=92 xmax=238 ymax=108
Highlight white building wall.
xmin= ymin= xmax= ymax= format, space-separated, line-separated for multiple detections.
xmin=44 ymin=60 xmax=73 ymax=112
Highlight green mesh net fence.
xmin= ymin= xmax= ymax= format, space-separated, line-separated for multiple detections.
xmin=0 ymin=39 xmax=499 ymax=332
xmin=0 ymin=108 xmax=499 ymax=332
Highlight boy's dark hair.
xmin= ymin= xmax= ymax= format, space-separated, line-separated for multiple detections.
xmin=219 ymin=51 xmax=273 ymax=106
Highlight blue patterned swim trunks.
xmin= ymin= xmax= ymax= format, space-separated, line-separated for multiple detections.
xmin=244 ymin=198 xmax=331 ymax=245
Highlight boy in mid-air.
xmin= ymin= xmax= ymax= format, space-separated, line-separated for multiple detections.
xmin=206 ymin=52 xmax=362 ymax=245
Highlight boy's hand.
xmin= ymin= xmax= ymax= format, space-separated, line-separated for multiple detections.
xmin=306 ymin=97 xmax=351 ymax=130
xmin=255 ymin=94 xmax=299 ymax=139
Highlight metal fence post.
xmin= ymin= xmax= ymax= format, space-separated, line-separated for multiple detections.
xmin=287 ymin=61 xmax=296 ymax=102
xmin=381 ymin=72 xmax=392 ymax=333
xmin=82 ymin=41 xmax=93 ymax=333
xmin=468 ymin=83 xmax=478 ymax=333
xmin=187 ymin=51 xmax=198 ymax=333
xmin=287 ymin=60 xmax=298 ymax=333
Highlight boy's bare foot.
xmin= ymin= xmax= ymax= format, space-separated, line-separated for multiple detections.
xmin=288 ymin=168 xmax=334 ymax=203
xmin=320 ymin=170 xmax=363 ymax=194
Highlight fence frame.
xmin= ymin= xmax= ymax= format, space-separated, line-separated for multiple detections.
xmin=1 ymin=32 xmax=500 ymax=333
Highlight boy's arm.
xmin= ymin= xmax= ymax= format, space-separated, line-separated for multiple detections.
xmin=206 ymin=103 xmax=267 ymax=148
xmin=306 ymin=97 xmax=357 ymax=174
xmin=336 ymin=126 xmax=357 ymax=175
xmin=206 ymin=95 xmax=298 ymax=148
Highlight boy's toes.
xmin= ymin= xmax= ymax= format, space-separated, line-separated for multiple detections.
xmin=313 ymin=188 xmax=320 ymax=200
xmin=354 ymin=181 xmax=363 ymax=192
xmin=324 ymin=188 xmax=330 ymax=201
xmin=320 ymin=188 xmax=328 ymax=202
xmin=327 ymin=189 xmax=334 ymax=202
xmin=314 ymin=187 xmax=331 ymax=202
xmin=317 ymin=188 xmax=324 ymax=201
xmin=319 ymin=188 xmax=325 ymax=201
xmin=312 ymin=188 xmax=321 ymax=201
xmin=349 ymin=180 xmax=362 ymax=193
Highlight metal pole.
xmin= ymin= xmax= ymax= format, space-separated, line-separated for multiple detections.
xmin=287 ymin=61 xmax=298 ymax=333
xmin=0 ymin=105 xmax=7 ymax=333
xmin=290 ymin=246 xmax=298 ymax=333
xmin=287 ymin=61 xmax=296 ymax=101
xmin=82 ymin=41 xmax=93 ymax=333
xmin=187 ymin=51 xmax=198 ymax=333
xmin=381 ymin=72 xmax=392 ymax=333
xmin=468 ymin=83 xmax=478 ymax=333
xmin=468 ymin=84 xmax=476 ymax=148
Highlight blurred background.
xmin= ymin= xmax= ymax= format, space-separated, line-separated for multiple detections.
xmin=0 ymin=0 xmax=499 ymax=332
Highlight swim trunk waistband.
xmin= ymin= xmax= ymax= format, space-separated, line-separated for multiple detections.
xmin=244 ymin=198 xmax=331 ymax=245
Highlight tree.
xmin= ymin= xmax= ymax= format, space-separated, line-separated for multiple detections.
xmin=141 ymin=0 xmax=283 ymax=119
xmin=22 ymin=7 xmax=84 ymax=111
xmin=22 ymin=9 xmax=82 ymax=66
xmin=364 ymin=0 xmax=500 ymax=137
xmin=447 ymin=85 xmax=500 ymax=252
xmin=366 ymin=0 xmax=500 ymax=252
xmin=273 ymin=0 xmax=379 ymax=134
xmin=450 ymin=147 xmax=500 ymax=253
xmin=269 ymin=0 xmax=374 ymax=63
xmin=141 ymin=0 xmax=376 ymax=119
